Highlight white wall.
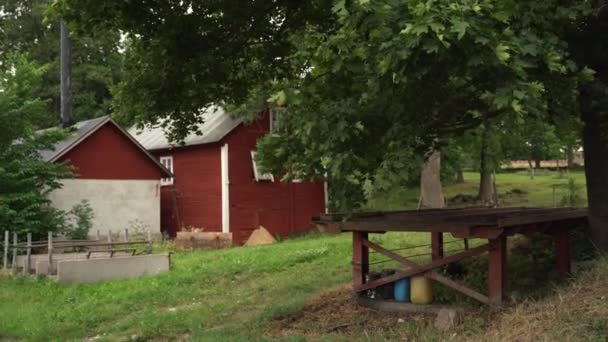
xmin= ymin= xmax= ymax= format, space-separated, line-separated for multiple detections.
xmin=49 ymin=179 xmax=161 ymax=238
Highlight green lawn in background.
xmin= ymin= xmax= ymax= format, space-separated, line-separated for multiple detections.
xmin=0 ymin=170 xmax=588 ymax=341
xmin=366 ymin=170 xmax=587 ymax=210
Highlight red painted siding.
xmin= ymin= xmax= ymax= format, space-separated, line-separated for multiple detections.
xmin=58 ymin=123 xmax=165 ymax=180
xmin=153 ymin=110 xmax=325 ymax=243
xmin=225 ymin=110 xmax=326 ymax=244
xmin=154 ymin=144 xmax=222 ymax=237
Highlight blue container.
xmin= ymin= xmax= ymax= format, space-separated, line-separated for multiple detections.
xmin=394 ymin=278 xmax=411 ymax=302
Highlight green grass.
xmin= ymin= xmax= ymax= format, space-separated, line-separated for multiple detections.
xmin=366 ymin=170 xmax=587 ymax=210
xmin=0 ymin=171 xmax=590 ymax=341
xmin=0 ymin=233 xmax=353 ymax=341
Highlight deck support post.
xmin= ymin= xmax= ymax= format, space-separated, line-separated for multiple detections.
xmin=431 ymin=232 xmax=443 ymax=261
xmin=352 ymin=232 xmax=369 ymax=289
xmin=488 ymin=235 xmax=507 ymax=306
xmin=554 ymin=227 xmax=571 ymax=280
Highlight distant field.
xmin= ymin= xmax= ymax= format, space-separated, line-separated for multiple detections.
xmin=366 ymin=170 xmax=587 ymax=211
xmin=0 ymin=169 xmax=590 ymax=341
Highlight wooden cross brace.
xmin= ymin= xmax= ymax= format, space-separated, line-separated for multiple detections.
xmin=355 ymin=239 xmax=491 ymax=305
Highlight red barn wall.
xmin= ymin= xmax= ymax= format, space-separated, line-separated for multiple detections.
xmin=292 ymin=182 xmax=326 ymax=234
xmin=224 ymin=110 xmax=326 ymax=244
xmin=58 ymin=123 xmax=165 ymax=180
xmin=153 ymin=144 xmax=222 ymax=237
xmin=151 ymin=110 xmax=325 ymax=242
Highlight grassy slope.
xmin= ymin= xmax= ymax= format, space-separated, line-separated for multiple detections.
xmin=0 ymin=171 xmax=591 ymax=341
xmin=472 ymin=257 xmax=608 ymax=342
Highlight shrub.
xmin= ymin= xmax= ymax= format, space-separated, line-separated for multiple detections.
xmin=62 ymin=200 xmax=94 ymax=240
xmin=126 ymin=219 xmax=151 ymax=241
xmin=560 ymin=178 xmax=584 ymax=207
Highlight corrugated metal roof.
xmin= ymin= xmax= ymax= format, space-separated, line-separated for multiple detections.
xmin=39 ymin=116 xmax=111 ymax=162
xmin=128 ymin=106 xmax=243 ymax=151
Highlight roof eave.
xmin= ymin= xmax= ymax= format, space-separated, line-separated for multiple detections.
xmin=108 ymin=120 xmax=174 ymax=178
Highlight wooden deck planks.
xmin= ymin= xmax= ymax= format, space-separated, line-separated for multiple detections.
xmin=314 ymin=207 xmax=587 ymax=237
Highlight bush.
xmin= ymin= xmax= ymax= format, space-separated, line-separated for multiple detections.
xmin=62 ymin=200 xmax=94 ymax=240
xmin=560 ymin=178 xmax=584 ymax=207
xmin=126 ymin=219 xmax=151 ymax=241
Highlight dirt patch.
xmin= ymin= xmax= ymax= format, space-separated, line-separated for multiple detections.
xmin=265 ymin=283 xmax=446 ymax=339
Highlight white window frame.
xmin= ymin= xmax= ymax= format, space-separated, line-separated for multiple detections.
xmin=251 ymin=151 xmax=274 ymax=182
xmin=270 ymin=107 xmax=286 ymax=132
xmin=159 ymin=156 xmax=174 ymax=186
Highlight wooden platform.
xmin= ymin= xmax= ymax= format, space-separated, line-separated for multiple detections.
xmin=314 ymin=207 xmax=588 ymax=306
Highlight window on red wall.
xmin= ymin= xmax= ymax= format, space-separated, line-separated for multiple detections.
xmin=160 ymin=156 xmax=174 ymax=185
xmin=251 ymin=151 xmax=274 ymax=182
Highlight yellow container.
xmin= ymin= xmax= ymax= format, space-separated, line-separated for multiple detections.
xmin=410 ymin=276 xmax=433 ymax=304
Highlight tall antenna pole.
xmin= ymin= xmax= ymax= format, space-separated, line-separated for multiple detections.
xmin=60 ymin=21 xmax=72 ymax=128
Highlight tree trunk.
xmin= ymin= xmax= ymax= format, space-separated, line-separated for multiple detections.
xmin=419 ymin=151 xmax=445 ymax=262
xmin=479 ymin=168 xmax=495 ymax=206
xmin=534 ymin=159 xmax=541 ymax=169
xmin=419 ymin=151 xmax=445 ymax=209
xmin=60 ymin=21 xmax=72 ymax=128
xmin=479 ymin=127 xmax=496 ymax=206
xmin=455 ymin=168 xmax=465 ymax=183
xmin=566 ymin=146 xmax=575 ymax=170
xmin=556 ymin=159 xmax=564 ymax=178
xmin=528 ymin=159 xmax=535 ymax=179
xmin=581 ymin=90 xmax=608 ymax=252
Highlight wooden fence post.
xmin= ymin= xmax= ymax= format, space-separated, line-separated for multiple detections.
xmin=48 ymin=232 xmax=53 ymax=275
xmin=3 ymin=231 xmax=8 ymax=270
xmin=25 ymin=233 xmax=32 ymax=274
xmin=107 ymin=230 xmax=113 ymax=256
xmin=12 ymin=232 xmax=18 ymax=271
xmin=146 ymin=230 xmax=153 ymax=254
xmin=124 ymin=228 xmax=129 ymax=243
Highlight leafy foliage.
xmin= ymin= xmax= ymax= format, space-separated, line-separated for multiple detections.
xmin=62 ymin=200 xmax=94 ymax=240
xmin=54 ymin=0 xmax=334 ymax=137
xmin=560 ymin=178 xmax=585 ymax=207
xmin=57 ymin=0 xmax=600 ymax=211
xmin=0 ymin=53 xmax=73 ymax=237
xmin=254 ymin=0 xmax=588 ymax=209
xmin=0 ymin=0 xmax=123 ymax=127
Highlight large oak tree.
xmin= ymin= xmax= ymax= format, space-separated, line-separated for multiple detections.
xmin=57 ymin=0 xmax=608 ymax=249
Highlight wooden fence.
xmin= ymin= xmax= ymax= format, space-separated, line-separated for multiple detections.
xmin=1 ymin=229 xmax=153 ymax=275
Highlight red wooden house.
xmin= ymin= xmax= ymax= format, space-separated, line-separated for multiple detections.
xmin=41 ymin=116 xmax=171 ymax=238
xmin=129 ymin=107 xmax=326 ymax=244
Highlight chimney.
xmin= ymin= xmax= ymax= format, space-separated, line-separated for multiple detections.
xmin=60 ymin=21 xmax=73 ymax=128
